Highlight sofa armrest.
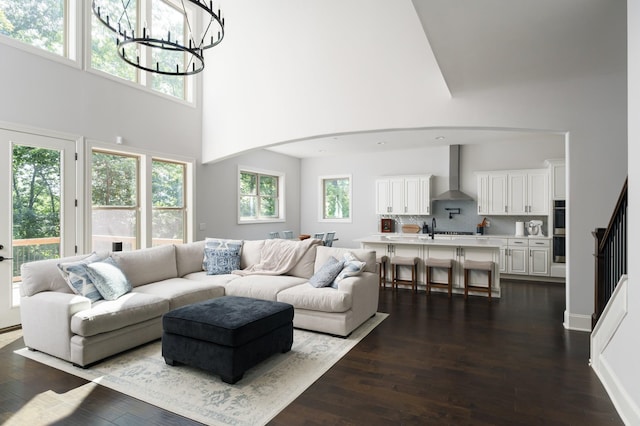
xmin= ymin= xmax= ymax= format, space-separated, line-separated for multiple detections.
xmin=337 ymin=271 xmax=379 ymax=315
xmin=20 ymin=292 xmax=92 ymax=362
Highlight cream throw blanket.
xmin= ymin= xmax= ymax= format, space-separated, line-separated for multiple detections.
xmin=233 ymin=238 xmax=321 ymax=276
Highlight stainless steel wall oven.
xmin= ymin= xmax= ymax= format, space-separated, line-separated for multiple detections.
xmin=553 ymin=200 xmax=566 ymax=263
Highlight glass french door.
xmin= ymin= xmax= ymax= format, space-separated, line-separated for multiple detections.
xmin=0 ymin=129 xmax=76 ymax=329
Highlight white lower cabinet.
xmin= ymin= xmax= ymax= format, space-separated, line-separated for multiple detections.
xmin=504 ymin=238 xmax=550 ymax=277
xmin=507 ymin=239 xmax=529 ymax=275
xmin=528 ymin=239 xmax=550 ymax=276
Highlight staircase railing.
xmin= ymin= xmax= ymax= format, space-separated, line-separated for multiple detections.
xmin=592 ymin=178 xmax=628 ymax=328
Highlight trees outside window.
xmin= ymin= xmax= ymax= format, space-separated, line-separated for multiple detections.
xmin=91 ymin=151 xmax=139 ymax=252
xmin=152 ymin=159 xmax=186 ymax=246
xmin=89 ymin=0 xmax=188 ymax=100
xmin=0 ymin=0 xmax=65 ymax=56
xmin=91 ymin=148 xmax=192 ymax=251
xmin=320 ymin=175 xmax=352 ymax=222
xmin=239 ymin=169 xmax=284 ymax=222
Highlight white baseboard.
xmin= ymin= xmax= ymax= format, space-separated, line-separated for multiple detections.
xmin=593 ymin=357 xmax=640 ymax=425
xmin=563 ymin=310 xmax=592 ymax=332
xmin=589 ymin=276 xmax=637 ymax=424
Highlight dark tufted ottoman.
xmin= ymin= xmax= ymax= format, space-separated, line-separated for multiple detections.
xmin=162 ymin=296 xmax=294 ymax=384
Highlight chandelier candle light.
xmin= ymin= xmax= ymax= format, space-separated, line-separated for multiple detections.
xmin=92 ymin=0 xmax=225 ymax=76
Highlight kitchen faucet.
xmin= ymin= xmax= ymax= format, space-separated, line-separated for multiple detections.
xmin=430 ymin=217 xmax=437 ymax=239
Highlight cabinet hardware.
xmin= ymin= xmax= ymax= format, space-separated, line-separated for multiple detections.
xmin=504 ymin=206 xmax=508 ymax=213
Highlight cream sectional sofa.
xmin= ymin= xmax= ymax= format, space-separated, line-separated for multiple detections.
xmin=19 ymin=239 xmax=379 ymax=367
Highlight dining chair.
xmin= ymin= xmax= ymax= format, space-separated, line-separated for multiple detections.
xmin=313 ymin=232 xmax=325 ymax=241
xmin=269 ymin=231 xmax=280 ymax=239
xmin=324 ymin=231 xmax=336 ymax=247
xmin=282 ymin=230 xmax=294 ymax=239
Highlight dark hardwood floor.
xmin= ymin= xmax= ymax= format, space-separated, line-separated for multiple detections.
xmin=0 ymin=280 xmax=623 ymax=425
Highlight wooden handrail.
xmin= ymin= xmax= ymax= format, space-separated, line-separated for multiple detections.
xmin=592 ymin=177 xmax=628 ymax=328
xmin=598 ymin=177 xmax=628 ymax=253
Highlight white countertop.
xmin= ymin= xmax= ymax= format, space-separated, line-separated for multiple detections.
xmin=368 ymin=232 xmax=550 ymax=239
xmin=355 ymin=235 xmax=503 ymax=248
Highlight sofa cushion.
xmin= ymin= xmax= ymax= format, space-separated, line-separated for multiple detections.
xmin=204 ymin=245 xmax=242 ymax=275
xmin=70 ymin=292 xmax=169 ymax=337
xmin=133 ymin=277 xmax=226 ymax=310
xmin=86 ymin=257 xmax=132 ymax=301
xmin=111 ymin=245 xmax=178 ymax=287
xmin=182 ymin=271 xmax=240 ymax=286
xmin=175 ymin=241 xmax=206 ymax=277
xmin=58 ymin=252 xmax=109 ymax=302
xmin=309 ymin=256 xmax=344 ymax=288
xmin=286 ymin=240 xmax=322 ymax=279
xmin=223 ymin=275 xmax=307 ymax=301
xmin=277 ymin=284 xmax=352 ymax=313
xmin=332 ymin=252 xmax=367 ymax=289
xmin=315 ymin=246 xmax=376 ymax=274
xmin=240 ymin=239 xmax=264 ymax=269
xmin=21 ymin=255 xmax=89 ymax=297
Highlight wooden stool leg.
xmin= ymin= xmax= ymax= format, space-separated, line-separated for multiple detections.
xmin=412 ymin=264 xmax=417 ymax=292
xmin=488 ymin=270 xmax=492 ymax=302
xmin=448 ymin=267 xmax=452 ymax=298
xmin=426 ymin=266 xmax=431 ymax=296
xmin=391 ymin=264 xmax=396 ymax=291
xmin=464 ymin=268 xmax=469 ymax=299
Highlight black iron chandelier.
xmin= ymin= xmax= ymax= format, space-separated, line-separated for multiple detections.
xmin=91 ymin=0 xmax=225 ymax=76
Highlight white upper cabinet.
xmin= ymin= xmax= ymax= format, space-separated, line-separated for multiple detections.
xmin=419 ymin=175 xmax=432 ymax=215
xmin=404 ymin=177 xmax=421 ymax=215
xmin=476 ymin=169 xmax=550 ymax=216
xmin=546 ymin=159 xmax=566 ymax=200
xmin=488 ymin=173 xmax=508 ymax=215
xmin=476 ymin=173 xmax=489 ymax=215
xmin=508 ymin=172 xmax=528 ymax=215
xmin=376 ymin=175 xmax=432 ymax=215
xmin=527 ymin=171 xmax=549 ymax=214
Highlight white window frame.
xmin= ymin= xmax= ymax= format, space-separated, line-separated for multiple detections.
xmin=237 ymin=165 xmax=285 ymax=224
xmin=85 ymin=140 xmax=196 ymax=250
xmin=85 ymin=0 xmax=198 ymax=105
xmin=0 ymin=0 xmax=82 ymax=69
xmin=319 ymin=174 xmax=352 ymax=223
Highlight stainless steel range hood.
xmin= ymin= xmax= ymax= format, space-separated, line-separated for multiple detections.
xmin=433 ymin=145 xmax=474 ymax=201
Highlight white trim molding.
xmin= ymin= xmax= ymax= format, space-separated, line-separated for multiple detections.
xmin=590 ymin=276 xmax=639 ymax=424
xmin=563 ymin=311 xmax=592 ymax=332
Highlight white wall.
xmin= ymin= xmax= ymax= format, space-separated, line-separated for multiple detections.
xmin=201 ymin=1 xmax=627 ymax=332
xmin=201 ymin=0 xmax=450 ymax=162
xmin=196 ymin=149 xmax=301 ymax=241
xmin=595 ymin=2 xmax=640 ymax=422
xmin=0 ymin=43 xmax=202 ymax=158
xmin=299 ymin=139 xmax=564 ymax=248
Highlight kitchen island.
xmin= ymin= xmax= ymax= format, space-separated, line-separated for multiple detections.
xmin=356 ymin=234 xmax=502 ymax=298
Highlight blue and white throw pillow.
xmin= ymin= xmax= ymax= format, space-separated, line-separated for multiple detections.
xmin=203 ymin=238 xmax=243 ymax=274
xmin=58 ymin=252 xmax=108 ymax=302
xmin=331 ymin=252 xmax=366 ymax=289
xmin=203 ymin=238 xmax=243 ymax=275
xmin=309 ymin=256 xmax=345 ymax=288
xmin=85 ymin=257 xmax=132 ymax=301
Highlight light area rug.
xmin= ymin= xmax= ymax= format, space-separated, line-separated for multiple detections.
xmin=15 ymin=313 xmax=387 ymax=426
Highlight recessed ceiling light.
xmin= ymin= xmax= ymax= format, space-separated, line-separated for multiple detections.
xmin=435 ymin=136 xmax=446 ymax=140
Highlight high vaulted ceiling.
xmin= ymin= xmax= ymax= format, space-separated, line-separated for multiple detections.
xmin=266 ymin=0 xmax=625 ymax=159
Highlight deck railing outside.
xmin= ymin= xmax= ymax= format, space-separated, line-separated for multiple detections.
xmin=12 ymin=236 xmax=184 ymax=282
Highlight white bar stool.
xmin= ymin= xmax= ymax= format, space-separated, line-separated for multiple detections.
xmin=390 ymin=256 xmax=419 ymax=292
xmin=376 ymin=255 xmax=389 ymax=289
xmin=425 ymin=258 xmax=454 ymax=298
xmin=463 ymin=260 xmax=494 ymax=301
